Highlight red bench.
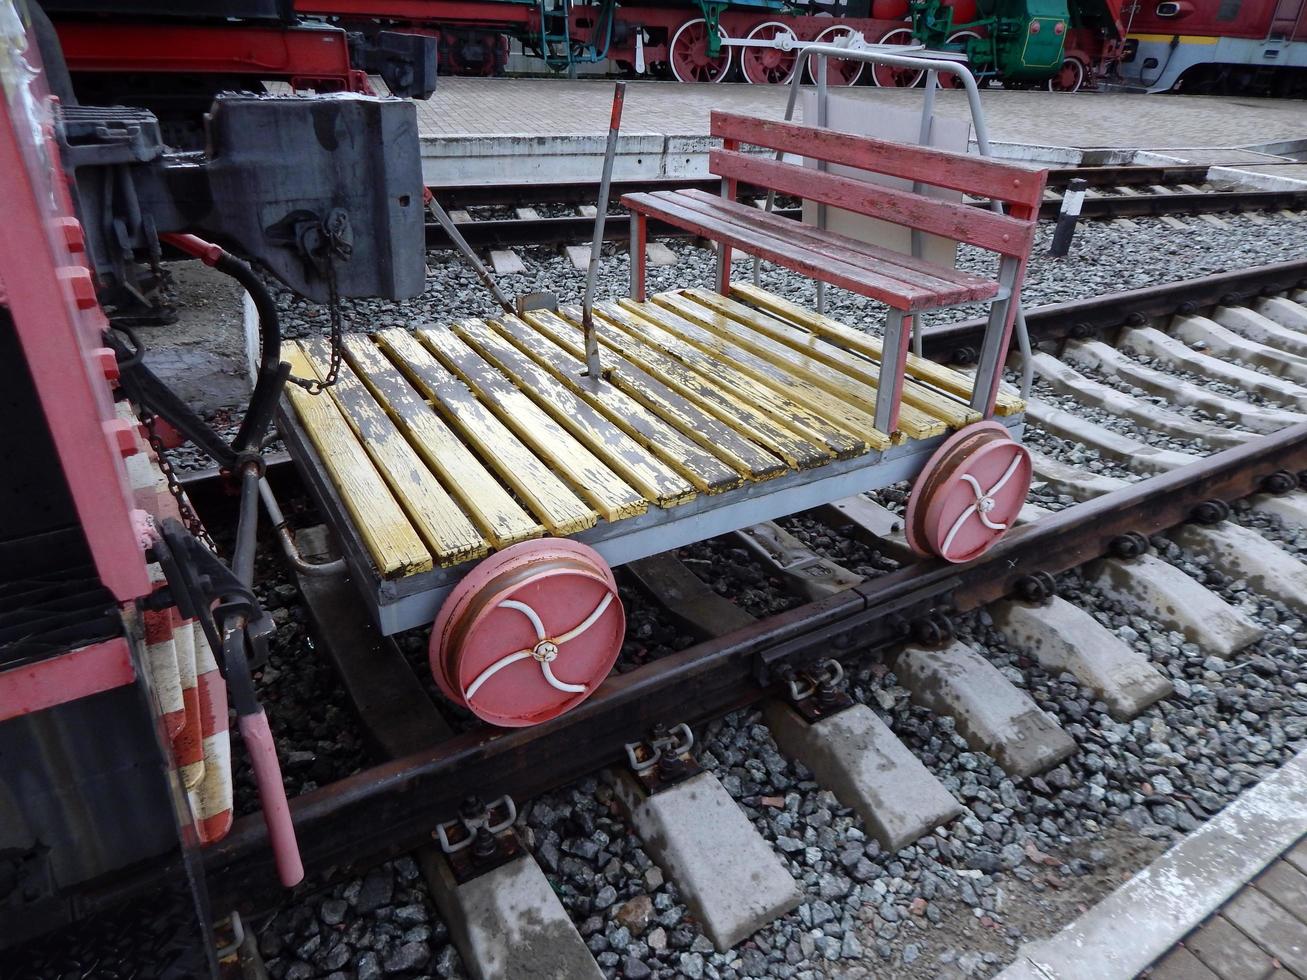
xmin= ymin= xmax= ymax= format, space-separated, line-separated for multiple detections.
xmin=622 ymin=111 xmax=1047 ymax=435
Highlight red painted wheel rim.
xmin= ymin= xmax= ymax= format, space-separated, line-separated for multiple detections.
xmin=870 ymin=28 xmax=923 ymax=88
xmin=742 ymin=23 xmax=798 ymax=84
xmin=905 ymin=422 xmax=1031 ymax=563
xmin=431 ymin=540 xmax=624 ymax=727
xmin=670 ymin=20 xmax=732 ymax=83
xmin=807 ymin=26 xmax=867 ymax=86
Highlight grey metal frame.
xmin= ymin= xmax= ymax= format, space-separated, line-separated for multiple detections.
xmin=278 ymin=401 xmax=1023 ymax=636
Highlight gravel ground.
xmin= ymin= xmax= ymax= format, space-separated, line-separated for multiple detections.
xmin=37 ymin=209 xmax=1307 ymax=978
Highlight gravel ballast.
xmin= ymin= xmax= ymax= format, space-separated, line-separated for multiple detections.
xmin=31 ymin=207 xmax=1307 ymax=980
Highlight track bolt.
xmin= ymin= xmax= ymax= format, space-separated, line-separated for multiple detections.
xmin=953 ymin=346 xmax=978 ymax=366
xmin=1220 ymin=293 xmax=1241 ymax=306
xmin=1176 ymin=301 xmax=1197 ymax=315
xmin=1108 ymin=531 xmax=1150 ymax=559
xmin=1261 ymin=470 xmax=1298 ymax=497
xmin=1014 ymin=570 xmax=1057 ymax=603
xmin=471 ymin=827 xmax=501 ymax=865
xmin=459 ymin=796 xmax=484 ymax=823
xmin=1190 ymin=499 xmax=1231 ymax=525
xmin=1070 ymin=322 xmax=1093 ymax=340
xmin=911 ymin=611 xmax=953 ymax=648
xmin=1125 ymin=312 xmax=1146 ymax=326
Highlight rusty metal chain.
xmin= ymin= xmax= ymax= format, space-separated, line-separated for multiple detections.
xmin=136 ymin=403 xmax=217 ymax=552
xmin=287 ymin=220 xmax=348 ymax=396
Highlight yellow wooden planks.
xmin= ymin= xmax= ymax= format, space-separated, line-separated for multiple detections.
xmin=550 ymin=306 xmax=832 ymax=471
xmin=450 ymin=319 xmax=696 ymax=507
xmin=724 ymin=282 xmax=1024 ymax=417
xmin=615 ymin=299 xmax=890 ymax=452
xmin=418 ymin=325 xmax=649 ymax=523
xmin=377 ymin=328 xmax=598 ymax=536
xmin=516 ymin=311 xmax=786 ymax=482
xmin=342 ymin=334 xmax=543 ymax=549
xmin=648 ymin=292 xmax=950 ymax=439
xmin=282 ymin=343 xmax=432 ymax=578
xmin=300 ymin=338 xmax=488 ymax=567
xmin=600 ymin=301 xmax=872 ymax=457
xmin=672 ymin=290 xmax=963 ymax=435
xmin=486 ymin=315 xmax=742 ymax=494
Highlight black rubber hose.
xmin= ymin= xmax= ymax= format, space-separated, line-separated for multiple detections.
xmin=213 ymin=252 xmax=286 ymax=454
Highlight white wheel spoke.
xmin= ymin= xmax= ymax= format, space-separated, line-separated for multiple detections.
xmin=987 ymin=454 xmax=1025 ymax=496
xmin=499 ymin=599 xmax=547 ymax=640
xmin=464 ymin=649 xmax=532 ymax=700
xmin=940 ymin=506 xmax=977 ymax=556
xmin=556 ymin=592 xmax=615 ymax=643
xmin=542 ymin=661 xmax=588 ymax=694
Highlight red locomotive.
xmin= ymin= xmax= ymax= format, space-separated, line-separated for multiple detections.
xmin=1117 ymin=0 xmax=1307 ymax=94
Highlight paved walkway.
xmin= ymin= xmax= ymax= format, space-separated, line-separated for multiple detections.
xmin=1150 ymin=839 xmax=1307 ymax=980
xmin=419 ymin=77 xmax=1307 ymax=150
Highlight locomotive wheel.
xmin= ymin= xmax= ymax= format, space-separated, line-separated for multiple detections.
xmin=1047 ymin=57 xmax=1085 ymax=92
xmin=742 ymin=22 xmax=799 ymax=84
xmin=670 ymin=19 xmax=733 ymax=83
xmin=938 ymin=30 xmax=982 ymax=88
xmin=430 ymin=540 xmax=625 ymax=727
xmin=870 ymin=27 xmax=924 ymax=88
xmin=807 ymin=25 xmax=867 ymax=85
xmin=904 ymin=421 xmax=1032 ymax=563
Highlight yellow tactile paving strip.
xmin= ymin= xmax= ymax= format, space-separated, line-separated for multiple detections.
xmin=283 ymin=285 xmax=1022 ymax=579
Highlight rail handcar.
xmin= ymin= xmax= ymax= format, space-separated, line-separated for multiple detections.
xmin=1115 ymin=0 xmax=1307 ymax=94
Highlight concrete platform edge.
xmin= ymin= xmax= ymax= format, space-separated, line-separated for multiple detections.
xmin=995 ymin=746 xmax=1307 ymax=980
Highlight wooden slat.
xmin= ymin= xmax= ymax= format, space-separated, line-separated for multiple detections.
xmin=711 ymin=111 xmax=1047 ymax=209
xmin=641 ymin=293 xmax=952 ymax=438
xmin=550 ymin=306 xmax=832 ymax=470
xmin=603 ymin=300 xmax=888 ymax=450
xmin=342 ymin=334 xmax=543 ymax=548
xmin=300 ymin=338 xmax=488 ymax=568
xmin=487 ymin=315 xmax=746 ymax=492
xmin=725 ymin=282 xmax=1025 ymax=416
xmin=519 ymin=310 xmax=789 ymax=481
xmin=450 ymin=319 xmax=697 ymax=508
xmin=623 ymin=190 xmax=941 ymax=312
xmin=376 ymin=328 xmax=598 ymax=536
xmin=282 ymin=344 xmax=432 ymax=578
xmin=709 ymin=150 xmax=1037 ymax=257
xmin=418 ymin=325 xmax=649 ymax=523
xmin=677 ymin=189 xmax=998 ymax=302
xmin=668 ymin=290 xmax=972 ymax=432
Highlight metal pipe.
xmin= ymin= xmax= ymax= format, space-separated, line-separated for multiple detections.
xmin=426 ymin=196 xmax=515 ymax=315
xmin=581 ymin=81 xmax=627 ymax=379
xmin=259 ymin=477 xmax=347 ymax=577
xmin=233 ymin=464 xmax=261 ymax=588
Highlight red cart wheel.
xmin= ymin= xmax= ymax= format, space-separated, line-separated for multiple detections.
xmin=670 ymin=19 xmax=733 ymax=83
xmin=869 ymin=27 xmax=924 ymax=88
xmin=431 ymin=540 xmax=624 ymax=727
xmin=807 ymin=25 xmax=867 ymax=86
xmin=904 ymin=421 xmax=1031 ymax=563
xmin=742 ymin=22 xmax=799 ymax=85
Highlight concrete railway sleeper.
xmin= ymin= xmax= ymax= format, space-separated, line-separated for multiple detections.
xmin=21 ymin=259 xmax=1307 ymax=979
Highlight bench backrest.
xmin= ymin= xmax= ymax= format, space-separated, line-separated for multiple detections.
xmin=709 ymin=111 xmax=1047 ymax=260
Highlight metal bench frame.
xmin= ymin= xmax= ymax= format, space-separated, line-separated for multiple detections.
xmin=624 ymin=44 xmax=1045 ymax=436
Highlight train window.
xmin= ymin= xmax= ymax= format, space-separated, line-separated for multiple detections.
xmin=1155 ymin=1 xmax=1180 ymax=15
xmin=1216 ymin=0 xmax=1241 ymax=19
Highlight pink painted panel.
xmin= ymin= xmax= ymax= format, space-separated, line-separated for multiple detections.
xmin=0 ymin=637 xmax=136 ymax=723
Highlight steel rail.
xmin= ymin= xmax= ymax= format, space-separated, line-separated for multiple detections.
xmin=922 ymin=257 xmax=1307 ymax=361
xmin=425 ymin=185 xmax=1307 ymax=251
xmin=184 ymin=418 xmax=1307 ymax=915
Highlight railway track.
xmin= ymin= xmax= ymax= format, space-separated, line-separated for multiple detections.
xmin=59 ymin=256 xmax=1301 ymax=980
xmin=425 ymin=166 xmax=1307 ymax=252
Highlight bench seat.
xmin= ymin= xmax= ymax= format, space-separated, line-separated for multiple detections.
xmin=622 ymin=188 xmax=1000 ymax=313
